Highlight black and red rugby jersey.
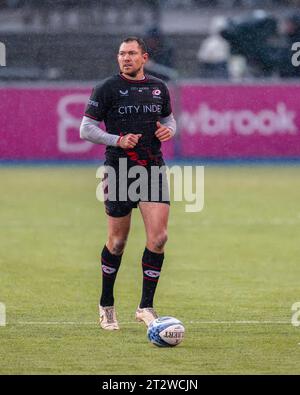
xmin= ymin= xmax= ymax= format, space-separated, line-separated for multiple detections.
xmin=84 ymin=73 xmax=172 ymax=165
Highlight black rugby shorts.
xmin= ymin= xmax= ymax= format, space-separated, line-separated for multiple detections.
xmin=102 ymin=158 xmax=170 ymax=218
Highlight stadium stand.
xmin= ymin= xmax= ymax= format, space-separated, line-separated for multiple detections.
xmin=0 ymin=0 xmax=300 ymax=80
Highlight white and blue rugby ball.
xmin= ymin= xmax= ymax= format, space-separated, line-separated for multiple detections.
xmin=147 ymin=316 xmax=185 ymax=347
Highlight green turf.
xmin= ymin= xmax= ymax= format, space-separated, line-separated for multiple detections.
xmin=0 ymin=165 xmax=300 ymax=374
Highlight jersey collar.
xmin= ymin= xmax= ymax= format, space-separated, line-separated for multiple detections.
xmin=119 ymin=72 xmax=148 ymax=83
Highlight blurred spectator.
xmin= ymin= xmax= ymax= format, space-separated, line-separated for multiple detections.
xmin=144 ymin=26 xmax=174 ymax=68
xmin=221 ymin=10 xmax=281 ymax=77
xmin=4 ymin=0 xmax=25 ymax=7
xmin=197 ymin=16 xmax=230 ymax=78
xmin=143 ymin=26 xmax=177 ymax=81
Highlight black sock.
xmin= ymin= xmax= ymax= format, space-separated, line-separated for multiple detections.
xmin=100 ymin=245 xmax=122 ymax=307
xmin=140 ymin=247 xmax=164 ymax=308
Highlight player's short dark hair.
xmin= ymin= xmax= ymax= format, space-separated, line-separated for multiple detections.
xmin=120 ymin=37 xmax=147 ymax=54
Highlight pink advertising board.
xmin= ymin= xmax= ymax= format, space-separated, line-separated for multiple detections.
xmin=1 ymin=83 xmax=300 ymax=160
xmin=179 ymin=84 xmax=300 ymax=158
xmin=0 ymin=86 xmax=174 ymax=160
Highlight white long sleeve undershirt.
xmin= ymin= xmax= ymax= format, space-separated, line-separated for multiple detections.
xmin=160 ymin=113 xmax=177 ymax=136
xmin=79 ymin=116 xmax=120 ymax=146
xmin=79 ymin=114 xmax=177 ymax=146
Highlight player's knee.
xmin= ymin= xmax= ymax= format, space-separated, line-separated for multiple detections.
xmin=108 ymin=237 xmax=127 ymax=255
xmin=152 ymin=231 xmax=168 ymax=251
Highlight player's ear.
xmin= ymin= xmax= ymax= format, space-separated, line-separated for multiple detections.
xmin=143 ymin=52 xmax=149 ymax=63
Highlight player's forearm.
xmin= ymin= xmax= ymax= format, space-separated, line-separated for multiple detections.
xmin=80 ymin=116 xmax=120 ymax=146
xmin=160 ymin=113 xmax=177 ymax=136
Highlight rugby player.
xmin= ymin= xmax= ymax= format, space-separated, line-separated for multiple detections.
xmin=80 ymin=37 xmax=176 ymax=330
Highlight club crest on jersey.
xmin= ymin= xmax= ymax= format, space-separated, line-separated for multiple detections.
xmin=152 ymin=89 xmax=161 ymax=95
xmin=119 ymin=89 xmax=129 ymax=96
xmin=152 ymin=89 xmax=161 ymax=99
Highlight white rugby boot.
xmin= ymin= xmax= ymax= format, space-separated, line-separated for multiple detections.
xmin=135 ymin=307 xmax=158 ymax=327
xmin=99 ymin=305 xmax=120 ymax=330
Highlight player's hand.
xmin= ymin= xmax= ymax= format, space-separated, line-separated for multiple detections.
xmin=118 ymin=133 xmax=142 ymax=149
xmin=155 ymin=121 xmax=173 ymax=142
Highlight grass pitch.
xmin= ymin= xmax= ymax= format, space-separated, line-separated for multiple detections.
xmin=0 ymin=164 xmax=300 ymax=374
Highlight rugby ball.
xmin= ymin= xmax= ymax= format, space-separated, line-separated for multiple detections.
xmin=147 ymin=316 xmax=185 ymax=347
